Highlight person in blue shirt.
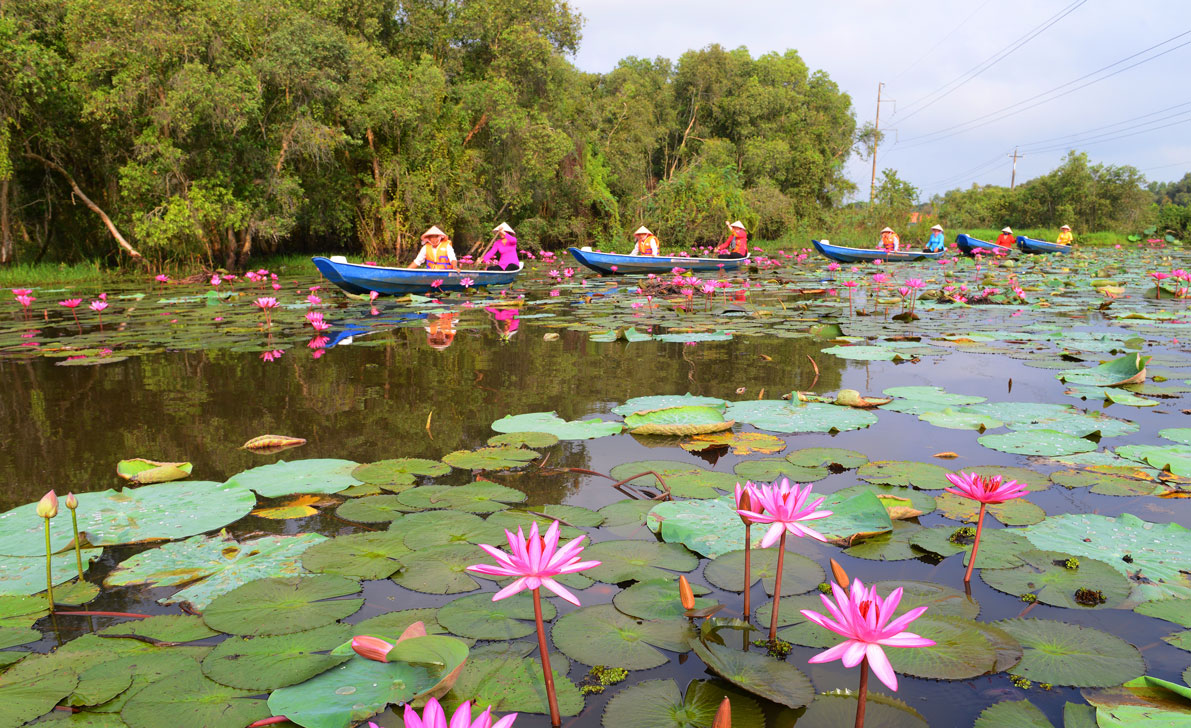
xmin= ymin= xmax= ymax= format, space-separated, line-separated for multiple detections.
xmin=925 ymin=224 xmax=945 ymax=252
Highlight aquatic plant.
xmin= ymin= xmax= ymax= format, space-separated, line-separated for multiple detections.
xmin=733 ymin=484 xmax=755 ymax=624
xmin=36 ymin=490 xmax=58 ymax=611
xmin=254 ymin=296 xmax=279 ymax=327
xmin=944 ymin=471 xmax=1030 ymax=583
xmin=394 ymin=698 xmax=517 ymax=728
xmin=63 ymin=492 xmax=83 ymax=579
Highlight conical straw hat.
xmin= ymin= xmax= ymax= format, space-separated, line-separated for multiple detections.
xmin=930 ymin=224 xmax=943 ymax=231
xmin=881 ymin=227 xmax=894 ymax=233
xmin=634 ymin=226 xmax=652 ymax=236
xmin=422 ymin=225 xmax=446 ymax=239
xmin=728 ymin=220 xmax=746 ymax=230
xmin=1002 ymin=227 xmax=1013 ymax=233
xmin=493 ymin=222 xmax=514 ymax=234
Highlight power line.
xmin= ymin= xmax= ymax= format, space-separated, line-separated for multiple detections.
xmin=889 ymin=0 xmax=996 ymax=83
xmin=892 ymin=29 xmax=1191 ymax=150
xmin=1023 ymin=114 xmax=1191 ymax=156
xmin=921 ymin=153 xmax=1010 ymax=191
xmin=1015 ymin=99 xmax=1191 ymax=150
xmin=892 ymin=0 xmax=1085 ymax=123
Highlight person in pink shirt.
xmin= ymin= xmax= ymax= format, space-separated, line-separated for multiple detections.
xmin=480 ymin=222 xmax=520 ymax=271
xmin=485 ymin=306 xmax=520 ymax=341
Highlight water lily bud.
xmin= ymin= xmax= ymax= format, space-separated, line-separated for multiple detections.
xmin=829 ymin=558 xmax=849 ymax=589
xmin=64 ymin=492 xmax=78 ymax=510
xmin=712 ymin=696 xmax=732 ymax=728
xmin=678 ymin=575 xmax=696 ymax=610
xmin=36 ymin=490 xmax=58 ymax=519
xmin=351 ymin=635 xmax=394 ymax=663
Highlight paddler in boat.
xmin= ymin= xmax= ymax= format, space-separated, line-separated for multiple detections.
xmin=995 ymin=227 xmax=1015 ymax=248
xmin=479 ymin=222 xmax=520 ymax=271
xmin=879 ymin=227 xmax=900 ymax=252
xmin=410 ymin=226 xmax=458 ymax=270
xmin=1056 ymin=224 xmax=1074 ymax=246
xmin=425 ymin=312 xmax=458 ymax=350
xmin=925 ymin=224 xmax=945 ymax=252
xmin=715 ymin=221 xmax=748 ymax=259
xmin=629 ymin=226 xmax=660 ymax=256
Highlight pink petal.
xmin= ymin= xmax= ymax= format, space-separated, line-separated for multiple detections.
xmin=758 ymin=523 xmax=785 ymax=548
xmin=880 ymin=631 xmax=935 ymax=648
xmin=841 ymin=640 xmax=868 ymax=667
xmin=450 ymin=701 xmax=474 ymax=728
xmin=807 ymin=640 xmax=854 ymax=664
xmin=866 ymin=644 xmax=899 ymax=691
xmin=404 ymin=703 xmax=424 ymax=728
xmin=492 ymin=577 xmax=531 ymax=601
xmin=491 ymin=714 xmax=519 ymax=728
xmin=541 ymin=577 xmax=581 ymax=606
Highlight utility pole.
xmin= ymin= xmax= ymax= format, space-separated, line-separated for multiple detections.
xmin=1009 ymin=147 xmax=1023 ymax=189
xmin=869 ymin=82 xmax=885 ymax=203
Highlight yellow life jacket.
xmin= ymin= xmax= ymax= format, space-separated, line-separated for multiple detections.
xmin=423 ymin=241 xmax=454 ymax=269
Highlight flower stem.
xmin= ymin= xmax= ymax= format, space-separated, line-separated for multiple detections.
xmin=964 ymin=503 xmax=987 ymax=584
xmin=768 ymin=531 xmax=787 ymax=642
xmin=742 ymin=523 xmax=752 ymax=623
xmin=43 ymin=517 xmax=54 ymax=612
xmin=532 ymin=588 xmax=561 ymax=727
xmin=70 ymin=510 xmax=84 ymax=580
xmin=854 ymin=657 xmax=869 ymax=728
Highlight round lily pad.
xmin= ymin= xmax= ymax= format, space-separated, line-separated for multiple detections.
xmin=724 ymin=400 xmax=877 ymax=433
xmin=200 ymin=623 xmax=352 ymax=691
xmin=583 ymin=540 xmax=697 ymax=583
xmin=487 ymin=432 xmax=559 ymax=448
xmin=978 ymin=430 xmax=1097 ymax=457
xmin=795 ymin=692 xmax=927 ymax=728
xmin=882 ymin=615 xmax=1000 ymax=680
xmin=981 ymin=550 xmax=1132 ymax=608
xmin=732 ymin=459 xmax=829 ymax=483
xmin=351 ymin=459 xmax=450 ymax=488
xmin=681 ymin=431 xmax=786 ymax=455
xmin=785 ymin=447 xmax=869 ymax=469
xmin=935 ymin=492 xmax=1046 ymax=526
xmin=551 ymin=604 xmax=692 ymax=669
xmin=611 ymin=394 xmax=728 ymax=416
xmin=224 ymin=458 xmax=362 ymax=497
xmin=442 ymin=647 xmax=582 ymax=718
xmin=608 ymin=460 xmax=737 ymax=499
xmin=883 ymin=385 xmax=986 ymax=405
xmin=354 ymin=608 xmax=452 ymax=639
xmin=437 ymin=592 xmax=557 ymax=640
xmin=703 ymin=548 xmax=824 ymax=596
xmin=963 ymin=401 xmax=1077 ymax=425
xmin=993 ymin=618 xmax=1145 ymax=687
xmin=531 ymin=504 xmax=604 ymax=528
xmin=335 ymin=495 xmax=417 ymax=523
xmin=973 ymin=699 xmax=1053 ymax=728
xmin=1159 ymin=428 xmax=1191 ymax=446
xmin=601 ymin=679 xmax=765 ymax=728
xmin=300 ymin=532 xmax=410 ymax=580
xmin=441 ymin=447 xmax=539 ymax=472
xmin=96 ymin=615 xmax=217 ymax=644
xmin=858 ymin=460 xmax=953 ymax=490
xmin=1009 ymin=411 xmax=1138 ymax=439
xmin=613 ymin=578 xmax=713 ymax=620
xmin=391 ymin=543 xmax=490 ymax=594
xmin=491 ymin=412 xmax=623 ymax=440
xmin=0 ymin=654 xmax=79 ymax=726
xmin=844 ymin=521 xmax=925 ymax=561
xmin=690 ymin=639 xmax=813 ymax=708
xmin=625 ymin=405 xmax=733 ymax=436
xmin=597 ymin=499 xmax=656 ymax=534
xmin=1135 ymin=597 xmax=1191 ymax=627
xmin=909 ymin=526 xmax=1032 ymax=569
xmin=398 ymin=482 xmax=527 ymax=513
xmin=201 ymin=575 xmax=363 ymax=636
xmin=1049 ymin=469 xmax=1162 ymax=496
xmin=919 ymin=408 xmax=1004 ymax=431
xmin=397 ymin=511 xmax=490 ymax=549
xmin=831 ymin=483 xmax=937 ymax=515
xmin=121 ymin=664 xmax=270 ymax=728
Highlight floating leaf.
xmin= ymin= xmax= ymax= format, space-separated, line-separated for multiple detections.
xmin=724 ymin=400 xmax=877 ymax=433
xmin=993 ymin=618 xmax=1145 ymax=687
xmin=821 ymin=344 xmax=904 ymax=361
xmin=105 ymin=532 xmax=326 ymax=609
xmin=979 ymin=429 xmax=1098 ymax=456
xmin=398 ymin=482 xmax=527 ymax=513
xmin=241 ymin=434 xmax=307 ymax=454
xmin=882 ymin=615 xmax=1002 ymax=680
xmin=436 ymin=592 xmax=556 ymax=640
xmin=391 ymin=544 xmax=490 ymax=594
xmin=300 ymin=532 xmax=410 ymax=580
xmin=794 ymin=691 xmax=927 ymax=728
xmin=335 ymin=495 xmax=414 ymax=523
xmin=487 ymin=431 xmax=559 ymax=448
xmin=981 ymin=550 xmax=1132 ymax=608
xmin=351 ymin=458 xmax=450 ymax=488
xmin=1160 ymin=428 xmax=1191 ymax=446
xmin=398 ymin=511 xmax=490 ymax=549
xmin=935 ymin=492 xmax=1045 ymax=526
xmin=680 ymin=431 xmax=786 ymax=455
xmin=441 ymin=447 xmax=539 ymax=471
xmin=910 ymin=526 xmax=1032 ymax=568
xmin=224 ymin=459 xmax=362 ymax=497
xmin=0 ymin=550 xmax=102 ymax=597
xmin=844 ymin=521 xmax=924 ymax=561
xmin=252 ymin=494 xmax=325 ymax=519
xmin=732 ymin=459 xmax=828 ymax=483
xmin=583 ymin=540 xmax=697 ymax=583
xmin=882 ymin=385 xmax=986 ymax=405
xmin=973 ymin=699 xmax=1054 ymax=728
xmin=490 ymin=411 xmax=623 ymax=440
xmin=200 ymin=623 xmax=351 ymax=691
xmin=612 ymin=578 xmax=714 ymax=620
xmin=703 ymin=548 xmax=824 ymax=596
xmin=1058 ymin=353 xmax=1150 ymax=386
xmin=624 ymin=405 xmax=734 ymax=436
xmin=1135 ymin=597 xmax=1191 ymax=627
xmin=115 ymin=458 xmax=193 ymax=484
xmin=858 ymin=460 xmax=953 ymax=490
xmin=201 ymin=575 xmax=363 ymax=636
xmin=96 ymin=615 xmax=216 ymax=643
xmin=785 ymin=447 xmax=869 ymax=469
xmin=1049 ymin=469 xmax=1161 ymax=496
xmin=919 ymin=408 xmax=1004 ymax=431
xmin=443 ymin=648 xmax=582 ymax=717
xmin=1116 ymin=444 xmax=1191 ymax=477
xmin=691 ymin=639 xmax=813 ymax=708
xmin=1084 ymin=675 xmax=1191 ymax=727
xmin=0 ymin=654 xmax=80 ymax=726
xmin=552 ymin=604 xmax=692 ymax=669
xmin=600 ymin=679 xmax=764 ymax=728
xmin=830 ymin=483 xmax=937 ymax=516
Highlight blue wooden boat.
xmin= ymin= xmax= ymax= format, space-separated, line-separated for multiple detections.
xmin=567 ymin=247 xmax=750 ymax=275
xmin=811 ymin=239 xmax=945 ymax=263
xmin=1016 ymin=236 xmax=1071 ymax=254
xmin=956 ymin=234 xmax=1012 ymax=256
xmin=312 ymin=256 xmax=522 ymax=295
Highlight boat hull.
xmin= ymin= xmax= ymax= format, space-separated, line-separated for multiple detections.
xmin=567 ymin=247 xmax=750 ymax=275
xmin=1016 ymin=236 xmax=1071 ymax=254
xmin=956 ymin=234 xmax=1011 ymax=256
xmin=312 ymin=257 xmax=522 ymax=294
xmin=811 ymin=239 xmax=944 ymax=263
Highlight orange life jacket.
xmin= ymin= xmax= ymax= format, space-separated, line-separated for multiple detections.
xmin=423 ymin=241 xmax=454 ymax=270
xmin=635 ymin=235 xmax=659 ymax=256
xmin=880 ymin=232 xmax=900 ymax=251
xmin=995 ymin=233 xmax=1015 ymax=247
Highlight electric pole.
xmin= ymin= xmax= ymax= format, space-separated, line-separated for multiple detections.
xmin=1009 ymin=148 xmax=1023 ymax=189
xmin=869 ymin=82 xmax=885 ymax=203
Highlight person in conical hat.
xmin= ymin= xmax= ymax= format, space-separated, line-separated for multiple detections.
xmin=879 ymin=227 xmax=900 ymax=252
xmin=715 ymin=220 xmax=748 ymax=259
xmin=1056 ymin=224 xmax=1074 ymax=246
xmin=630 ymin=225 xmax=660 ymax=256
xmin=411 ymin=226 xmax=458 ymax=270
xmin=995 ymin=226 xmax=1015 ymax=248
xmin=480 ymin=222 xmax=520 ymax=271
xmin=925 ymin=224 xmax=945 ymax=252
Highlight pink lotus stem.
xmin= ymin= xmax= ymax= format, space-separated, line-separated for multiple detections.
xmin=965 ymin=503 xmax=987 ymax=584
xmin=768 ymin=532 xmax=787 ymax=642
xmin=743 ymin=523 xmax=752 ymax=623
xmin=533 ymin=588 xmax=561 ymax=727
xmin=854 ymin=659 xmax=869 ymax=728
xmin=247 ymin=717 xmax=290 ymax=727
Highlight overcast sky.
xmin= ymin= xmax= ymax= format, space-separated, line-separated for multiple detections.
xmin=568 ymin=0 xmax=1191 ymax=201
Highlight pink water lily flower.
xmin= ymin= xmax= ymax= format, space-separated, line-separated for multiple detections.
xmin=467 ymin=520 xmax=599 ymax=606
xmin=735 ymin=478 xmax=832 ymax=547
xmin=460 ymin=277 xmax=475 ymax=288
xmin=11 ymin=288 xmax=32 ymax=297
xmin=944 ymin=471 xmax=1029 ymax=504
xmin=16 ymin=294 xmax=36 ymax=308
xmin=802 ymin=578 xmax=935 ymax=691
xmin=89 ymin=300 xmax=108 ymax=312
xmin=395 ymin=698 xmax=517 ymax=728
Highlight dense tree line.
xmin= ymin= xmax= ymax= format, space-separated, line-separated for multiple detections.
xmin=0 ymin=0 xmax=859 ymax=267
xmin=1149 ymin=172 xmax=1191 ymax=239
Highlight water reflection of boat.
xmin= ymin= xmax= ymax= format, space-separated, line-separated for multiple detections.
xmin=567 ymin=247 xmax=750 ymax=275
xmin=811 ymin=239 xmax=944 ymax=263
xmin=312 ymin=256 xmax=522 ymax=294
xmin=956 ymin=234 xmax=1011 ymax=256
xmin=1016 ymin=236 xmax=1071 ymax=254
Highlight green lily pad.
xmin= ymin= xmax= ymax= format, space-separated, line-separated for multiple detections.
xmin=487 ymin=432 xmax=560 ymax=448
xmin=224 ymin=459 xmax=362 ymax=497
xmin=1164 ymin=630 xmax=1191 ymax=653
xmin=919 ymin=408 xmax=1004 ymax=431
xmin=397 ymin=511 xmax=490 ymax=549
xmin=784 ymin=447 xmax=869 ymax=469
xmin=612 ymin=578 xmax=714 ymax=620
xmin=354 ymin=608 xmax=452 ymax=640
xmin=600 ymin=679 xmax=764 ymax=728
xmin=703 ymin=548 xmax=824 ymax=596
xmin=482 ymin=511 xmax=584 ymax=541
xmin=300 ymin=532 xmax=410 ymax=580
xmin=858 ymin=460 xmax=953 ymax=490
xmin=1135 ymin=598 xmax=1191 ymax=627
xmin=105 ymin=532 xmax=327 ymax=610
xmin=335 ymin=495 xmax=415 ymax=523
xmin=391 ymin=544 xmax=490 ymax=594
xmin=583 ymin=540 xmax=697 ymax=583
xmin=96 ymin=615 xmax=217 ymax=643
xmin=268 ymin=635 xmax=470 ymax=728
xmin=612 ymin=394 xmax=728 ymax=416
xmin=1021 ymin=513 xmax=1191 ymax=601
xmin=1084 ymin=675 xmax=1191 ymax=727
xmin=681 ymin=431 xmax=786 ymax=455
xmin=723 ymin=400 xmax=877 ymax=433
xmin=794 ymin=691 xmax=928 ymax=728
xmin=351 ymin=459 xmax=450 ymax=488
xmin=844 ymin=521 xmax=925 ymax=561
xmin=1058 ymin=353 xmax=1150 ymax=386
xmin=1067 ymin=385 xmax=1158 ymax=407
xmin=732 ymin=459 xmax=829 ymax=483
xmin=1009 ymin=410 xmax=1138 ymax=439
xmin=1049 ymin=469 xmax=1161 ymax=496
xmin=0 ymin=550 xmax=103 ymax=597
xmin=979 ymin=429 xmax=1098 ymax=456
xmin=443 ymin=650 xmax=582 ymax=717
xmin=552 ymin=604 xmax=693 ymax=669
xmin=994 ymin=618 xmax=1145 ymax=687
xmin=973 ymin=699 xmax=1054 ymax=728
xmin=882 ymin=615 xmax=1002 ymax=681
xmin=0 ymin=654 xmax=80 ymax=727
xmin=398 ymin=482 xmax=527 ymax=513
xmin=624 ymin=406 xmax=733 ymax=436
xmin=115 ymin=459 xmax=193 ymax=484
xmin=200 ymin=623 xmax=352 ymax=691
xmin=436 ymin=592 xmax=556 ymax=640
xmin=963 ymin=401 xmax=1079 ymax=425
xmin=491 ymin=412 xmax=623 ymax=440
xmin=0 ymin=481 xmax=256 ymax=557
xmin=121 ymin=664 xmax=270 ymax=728
xmin=822 ymin=344 xmax=904 ymax=361
xmin=1160 ymin=428 xmax=1191 ymax=446
xmin=830 ymin=483 xmax=937 ymax=515
xmin=882 ymin=386 xmax=986 ymax=405
xmin=1115 ymin=444 xmax=1191 ymax=476
xmin=910 ymin=526 xmax=1033 ymax=569
xmin=691 ymin=639 xmax=813 ymax=708
xmin=201 ymin=575 xmax=363 ymax=636
xmin=608 ymin=460 xmax=736 ymax=499
xmin=981 ymin=550 xmax=1133 ymax=608
xmin=935 ymin=492 xmax=1046 ymax=526
xmin=441 ymin=447 xmax=540 ymax=472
